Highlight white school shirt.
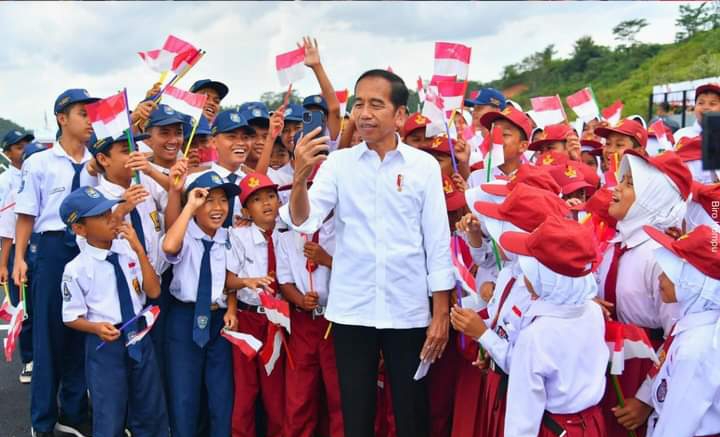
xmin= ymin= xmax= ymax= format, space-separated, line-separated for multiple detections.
xmin=144 ymin=162 xmax=171 ymax=215
xmin=645 ymin=310 xmax=720 ymax=437
xmin=279 ymin=138 xmax=455 ymax=329
xmin=15 ymin=143 xmax=97 ymax=232
xmin=95 ymin=175 xmax=167 ymax=274
xmin=478 ymin=264 xmax=531 ymax=374
xmin=160 ymin=219 xmax=229 ymax=308
xmin=0 ymin=166 xmax=21 ymax=208
xmin=268 ymin=163 xmax=294 ymax=206
xmin=61 ymin=239 xmax=146 ymax=324
xmin=504 ymin=300 xmax=608 ymax=437
xmin=597 ymin=237 xmax=680 ymax=335
xmin=210 ymin=163 xmax=245 ymax=224
xmin=0 ymin=188 xmax=18 ymax=242
xmin=467 ymin=165 xmax=516 ymax=190
xmin=226 ymin=224 xmax=279 ymax=307
xmin=276 ymin=218 xmax=335 ymax=307
xmin=673 ymin=121 xmax=702 ymax=144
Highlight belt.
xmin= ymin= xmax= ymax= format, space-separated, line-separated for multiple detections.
xmin=171 ymin=297 xmax=221 ymax=311
xmin=643 ymin=327 xmax=665 ymax=343
xmin=40 ymin=230 xmax=66 ymax=237
xmin=238 ymin=302 xmax=266 ymax=313
xmin=293 ymin=304 xmax=326 ymax=318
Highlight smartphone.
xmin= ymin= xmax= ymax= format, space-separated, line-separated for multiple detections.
xmin=303 ymin=110 xmax=329 ymax=156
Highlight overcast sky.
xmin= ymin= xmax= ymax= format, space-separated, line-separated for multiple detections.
xmin=1 ymin=1 xmax=688 ymax=134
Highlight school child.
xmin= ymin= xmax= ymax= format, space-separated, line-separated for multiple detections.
xmin=143 ymin=104 xmax=185 ymax=175
xmin=548 ymin=161 xmax=594 ymax=206
xmin=464 ymin=87 xmax=507 ymax=138
xmin=673 ymin=82 xmax=720 ymax=141
xmin=0 ymin=129 xmax=34 ymax=206
xmin=599 ymin=149 xmax=692 ymax=436
xmin=181 ymin=114 xmax=214 ymax=171
xmin=0 ymin=142 xmax=45 ymax=384
xmin=416 ymin=135 xmax=470 ymax=179
xmin=160 ymin=171 xmax=240 ymax=437
xmin=674 ymin=136 xmax=719 ymax=184
xmin=401 ymin=113 xmax=433 ymax=149
xmin=239 ymin=102 xmax=272 ymax=171
xmin=59 ymin=186 xmax=168 ymax=437
xmin=619 ymin=225 xmax=720 ymax=437
xmin=495 ymin=216 xmax=608 ymax=437
xmin=594 ymin=118 xmax=648 ymax=170
xmin=526 ymin=123 xmax=574 ymax=155
xmin=189 ymin=78 xmax=230 ymax=123
xmin=226 ymin=172 xmax=286 ymax=437
xmin=579 ymin=131 xmax=603 ymax=171
xmin=14 ymin=88 xmax=99 ymax=437
xmin=276 ymin=205 xmax=344 ymax=437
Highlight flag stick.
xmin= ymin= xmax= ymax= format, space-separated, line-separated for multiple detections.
xmin=122 ymin=88 xmax=141 ymax=184
xmin=21 ymin=283 xmax=27 ymax=321
xmin=324 ymin=322 xmax=333 ymax=340
xmin=580 ymin=212 xmax=593 ymax=225
xmin=443 ymin=112 xmax=459 ymax=174
xmin=158 ymin=71 xmax=169 ymax=86
xmin=451 ymin=235 xmax=466 ymax=349
xmin=2 ymin=282 xmax=9 ymax=301
xmin=96 ymin=305 xmax=151 ymax=350
xmin=611 ymin=373 xmax=638 ymax=437
xmin=484 ymin=128 xmax=504 ymax=271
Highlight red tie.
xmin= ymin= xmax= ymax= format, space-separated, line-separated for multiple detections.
xmin=263 ymin=229 xmax=278 ymax=294
xmin=305 ymin=231 xmax=321 ymax=273
xmin=604 ymin=243 xmax=628 ymax=317
xmin=648 ymin=326 xmax=675 ymax=379
xmin=491 ymin=277 xmax=517 ymax=330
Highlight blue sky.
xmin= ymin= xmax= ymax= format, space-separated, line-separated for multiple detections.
xmin=0 ymin=1 xmax=687 ymax=134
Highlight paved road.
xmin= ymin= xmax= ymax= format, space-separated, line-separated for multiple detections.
xmin=0 ymin=350 xmax=31 ymax=437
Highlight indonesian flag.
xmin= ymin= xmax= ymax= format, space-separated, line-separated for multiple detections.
xmin=650 ymin=119 xmax=673 ymax=151
xmin=335 ymin=89 xmax=349 ymax=117
xmin=605 ymin=320 xmax=659 ymax=375
xmin=434 ymin=42 xmax=471 ymax=82
xmin=601 ymin=100 xmax=624 ymax=126
xmin=422 ymin=88 xmax=447 ymax=138
xmin=259 ymin=323 xmax=283 ymax=375
xmin=85 ymin=91 xmax=129 ymax=140
xmin=258 ymin=291 xmax=291 ymax=333
xmin=222 ymin=329 xmax=263 ymax=359
xmin=530 ymin=95 xmax=566 ymax=128
xmin=276 ymin=47 xmax=306 ymax=87
xmin=417 ymin=77 xmax=426 ymax=103
xmin=451 ymin=236 xmax=476 ymax=294
xmin=3 ymin=302 xmax=24 ymax=362
xmin=162 ymin=85 xmax=207 ymax=121
xmin=486 ymin=125 xmax=505 ymax=169
xmin=436 ymin=80 xmax=467 ymax=118
xmin=604 ymin=152 xmax=620 ymax=188
xmin=0 ymin=291 xmax=12 ymax=322
xmin=125 ymin=305 xmax=160 ymax=347
xmin=138 ymin=35 xmax=201 ymax=75
xmin=567 ymin=88 xmax=600 ymax=122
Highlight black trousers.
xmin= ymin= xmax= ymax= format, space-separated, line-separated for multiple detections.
xmin=332 ymin=323 xmax=429 ymax=437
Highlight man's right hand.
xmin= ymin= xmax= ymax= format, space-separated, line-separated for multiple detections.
xmin=300 ymin=290 xmax=320 ymax=311
xmin=95 ymin=322 xmax=121 ymax=343
xmin=12 ymin=258 xmax=27 ymax=288
xmin=293 ymin=127 xmax=329 ymax=182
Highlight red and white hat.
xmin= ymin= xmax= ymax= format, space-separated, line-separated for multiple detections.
xmin=480 ymin=106 xmax=533 ymax=140
xmin=500 ymin=215 xmax=596 ymax=277
xmin=402 ymin=112 xmax=431 ymax=137
xmin=690 ymin=181 xmax=720 ymax=226
xmin=623 ymin=149 xmax=693 ymax=200
xmin=536 ymin=150 xmax=569 ymax=167
xmin=644 ymin=225 xmax=720 ymax=280
xmin=696 ymin=83 xmax=720 ymax=99
xmin=673 ymin=136 xmax=702 ymax=162
xmin=443 ymin=175 xmax=466 ymax=212
xmin=528 ymin=123 xmax=574 ymax=152
xmin=481 ymin=163 xmax=561 ymax=196
xmin=595 ymin=118 xmax=648 ymax=148
xmin=239 ymin=173 xmax=279 ymax=204
xmin=548 ymin=162 xmax=593 ymax=196
xmin=420 ymin=135 xmax=452 ymax=156
xmin=571 ymin=187 xmax=617 ymax=228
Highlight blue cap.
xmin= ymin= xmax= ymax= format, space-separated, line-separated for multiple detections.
xmin=54 ymin=89 xmax=100 ymax=114
xmin=182 ymin=115 xmax=212 ymax=139
xmin=60 ymin=186 xmax=123 ymax=226
xmin=147 ymin=104 xmax=186 ymax=128
xmin=211 ymin=110 xmax=255 ymax=136
xmin=87 ymin=132 xmax=150 ymax=157
xmin=186 ymin=170 xmax=241 ymax=199
xmin=303 ymin=95 xmax=328 ymax=113
xmin=22 ymin=142 xmax=46 ymax=161
xmin=190 ymin=79 xmax=229 ymax=100
xmin=464 ymin=88 xmax=506 ymax=110
xmin=2 ymin=130 xmax=35 ymax=150
xmin=283 ymin=103 xmax=304 ymax=123
xmin=240 ymin=102 xmax=270 ymax=125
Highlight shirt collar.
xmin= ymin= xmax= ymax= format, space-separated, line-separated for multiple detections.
xmin=673 ymin=309 xmax=720 ymax=336
xmin=188 ymin=219 xmax=228 ymax=245
xmin=81 ymin=238 xmax=134 ymax=261
xmin=354 ymin=134 xmax=409 ymax=162
xmin=523 ymin=299 xmax=587 ymax=325
xmin=52 ymin=140 xmax=93 ymax=164
xmin=98 ymin=175 xmax=128 ymax=198
xmin=211 ymin=162 xmax=244 ymax=180
xmin=251 ymin=223 xmax=271 ymax=245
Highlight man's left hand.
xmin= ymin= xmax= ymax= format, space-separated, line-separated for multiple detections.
xmin=421 ymin=310 xmax=449 ymax=363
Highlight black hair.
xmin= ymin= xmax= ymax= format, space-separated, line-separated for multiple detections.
xmin=659 ymin=102 xmax=671 ymax=112
xmin=354 ymin=69 xmax=408 ymax=109
xmin=56 ymin=102 xmax=81 ymax=132
xmin=697 ymin=89 xmax=720 ymax=101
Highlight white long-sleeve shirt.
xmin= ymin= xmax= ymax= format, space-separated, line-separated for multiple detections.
xmin=279 ymin=138 xmax=454 ymax=329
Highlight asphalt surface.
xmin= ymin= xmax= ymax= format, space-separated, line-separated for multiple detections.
xmin=0 ymin=349 xmax=31 ymax=436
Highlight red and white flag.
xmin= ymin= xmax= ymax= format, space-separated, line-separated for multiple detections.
xmin=451 ymin=236 xmax=476 ymax=294
xmin=601 ymin=100 xmax=624 ymax=126
xmin=259 ymin=323 xmax=283 ymax=375
xmin=530 ymin=95 xmax=566 ymax=128
xmin=125 ymin=305 xmax=160 ymax=347
xmin=0 ymin=290 xmax=12 ymax=322
xmin=138 ymin=35 xmax=201 ymax=75
xmin=85 ymin=91 xmax=129 ymax=140
xmin=258 ymin=291 xmax=291 ymax=333
xmin=436 ymin=80 xmax=467 ymax=118
xmin=162 ymin=85 xmax=207 ymax=121
xmin=276 ymin=47 xmax=306 ymax=87
xmin=434 ymin=42 xmax=472 ymax=82
xmin=649 ymin=119 xmax=673 ymax=151
xmin=566 ymin=88 xmax=600 ymax=122
xmin=335 ymin=89 xmax=349 ymax=117
xmin=422 ymin=88 xmax=446 ymax=138
xmin=485 ymin=125 xmax=506 ymax=169
xmin=3 ymin=302 xmax=24 ymax=362
xmin=605 ymin=320 xmax=659 ymax=375
xmin=222 ymin=329 xmax=263 ymax=359
xmin=417 ymin=77 xmax=426 ymax=103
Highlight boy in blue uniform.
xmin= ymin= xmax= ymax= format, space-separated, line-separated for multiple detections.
xmin=60 ymin=186 xmax=168 ymax=437
xmin=160 ymin=171 xmax=240 ymax=437
xmin=13 ymin=88 xmax=99 ymax=437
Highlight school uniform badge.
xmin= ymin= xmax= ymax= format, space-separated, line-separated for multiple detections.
xmin=149 ymin=210 xmax=161 ymax=232
xmin=132 ymin=278 xmax=141 ymax=295
xmin=656 ymin=378 xmax=668 ymax=402
xmin=496 ymin=326 xmax=508 ymax=340
xmin=62 ymin=281 xmax=72 ymax=302
xmin=197 ymin=315 xmax=209 ymax=330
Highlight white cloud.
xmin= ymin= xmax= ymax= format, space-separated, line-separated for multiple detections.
xmin=0 ymin=1 xmax=690 ymax=132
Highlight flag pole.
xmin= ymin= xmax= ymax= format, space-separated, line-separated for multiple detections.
xmin=21 ymin=283 xmax=27 ymax=321
xmin=122 ymin=88 xmax=141 ymax=185
xmin=486 ymin=123 xmax=504 ymax=272
xmin=443 ymin=112 xmax=459 ymax=174
xmin=610 ymin=372 xmax=638 ymax=437
xmin=451 ymin=234 xmax=466 ymax=349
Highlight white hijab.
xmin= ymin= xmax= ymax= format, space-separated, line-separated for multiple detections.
xmin=518 ymin=256 xmax=597 ymax=305
xmin=655 ymin=247 xmax=720 ymax=317
xmin=685 ymin=200 xmax=720 ymax=232
xmin=616 ymin=154 xmax=688 ymax=247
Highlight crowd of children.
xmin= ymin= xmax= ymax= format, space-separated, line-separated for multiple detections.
xmin=0 ymin=36 xmax=719 ymax=437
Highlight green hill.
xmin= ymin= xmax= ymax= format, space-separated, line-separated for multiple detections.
xmin=469 ymin=27 xmax=720 ymax=119
xmin=0 ymin=117 xmax=28 ymax=141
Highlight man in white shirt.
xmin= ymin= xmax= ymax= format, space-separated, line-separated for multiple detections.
xmin=281 ymin=69 xmax=454 ymax=437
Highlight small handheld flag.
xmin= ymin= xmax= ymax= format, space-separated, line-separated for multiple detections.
xmin=222 ymin=329 xmax=263 ymax=359
xmin=276 ymin=47 xmax=306 ymax=87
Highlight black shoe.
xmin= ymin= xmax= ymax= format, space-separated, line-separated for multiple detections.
xmin=55 ymin=417 xmax=92 ymax=437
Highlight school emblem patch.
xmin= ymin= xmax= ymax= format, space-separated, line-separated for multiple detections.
xmin=313 ymin=96 xmax=322 ymax=104
xmin=284 ymin=107 xmax=293 ymax=116
xmin=496 ymin=326 xmax=508 ymax=340
xmin=14 ymin=130 xmax=21 ymax=136
xmin=58 ymin=96 xmax=71 ymax=108
xmin=490 ymin=97 xmax=501 ymax=106
xmin=132 ymin=278 xmax=141 ymax=295
xmin=414 ymin=114 xmax=426 ymax=124
xmin=656 ymin=378 xmax=668 ymax=402
xmin=163 ymin=106 xmax=175 ymax=115
xmin=149 ymin=210 xmax=161 ymax=232
xmin=211 ymin=174 xmax=222 ymax=184
xmin=501 ymin=107 xmax=512 ymax=116
xmin=564 ymin=166 xmax=577 ymax=178
xmin=543 ymin=154 xmax=555 ymax=165
xmin=443 ymin=179 xmax=453 ymax=194
xmin=252 ymin=108 xmax=262 ymax=118
xmin=431 ymin=136 xmax=443 ymax=149
xmin=229 ymin=112 xmax=241 ymax=123
xmin=82 ymin=89 xmax=90 ymax=98
xmin=85 ymin=187 xmax=100 ymax=198
xmin=62 ymin=282 xmax=72 ymax=302
xmin=197 ymin=315 xmax=209 ymax=330
xmin=247 ymin=177 xmax=260 ymax=188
